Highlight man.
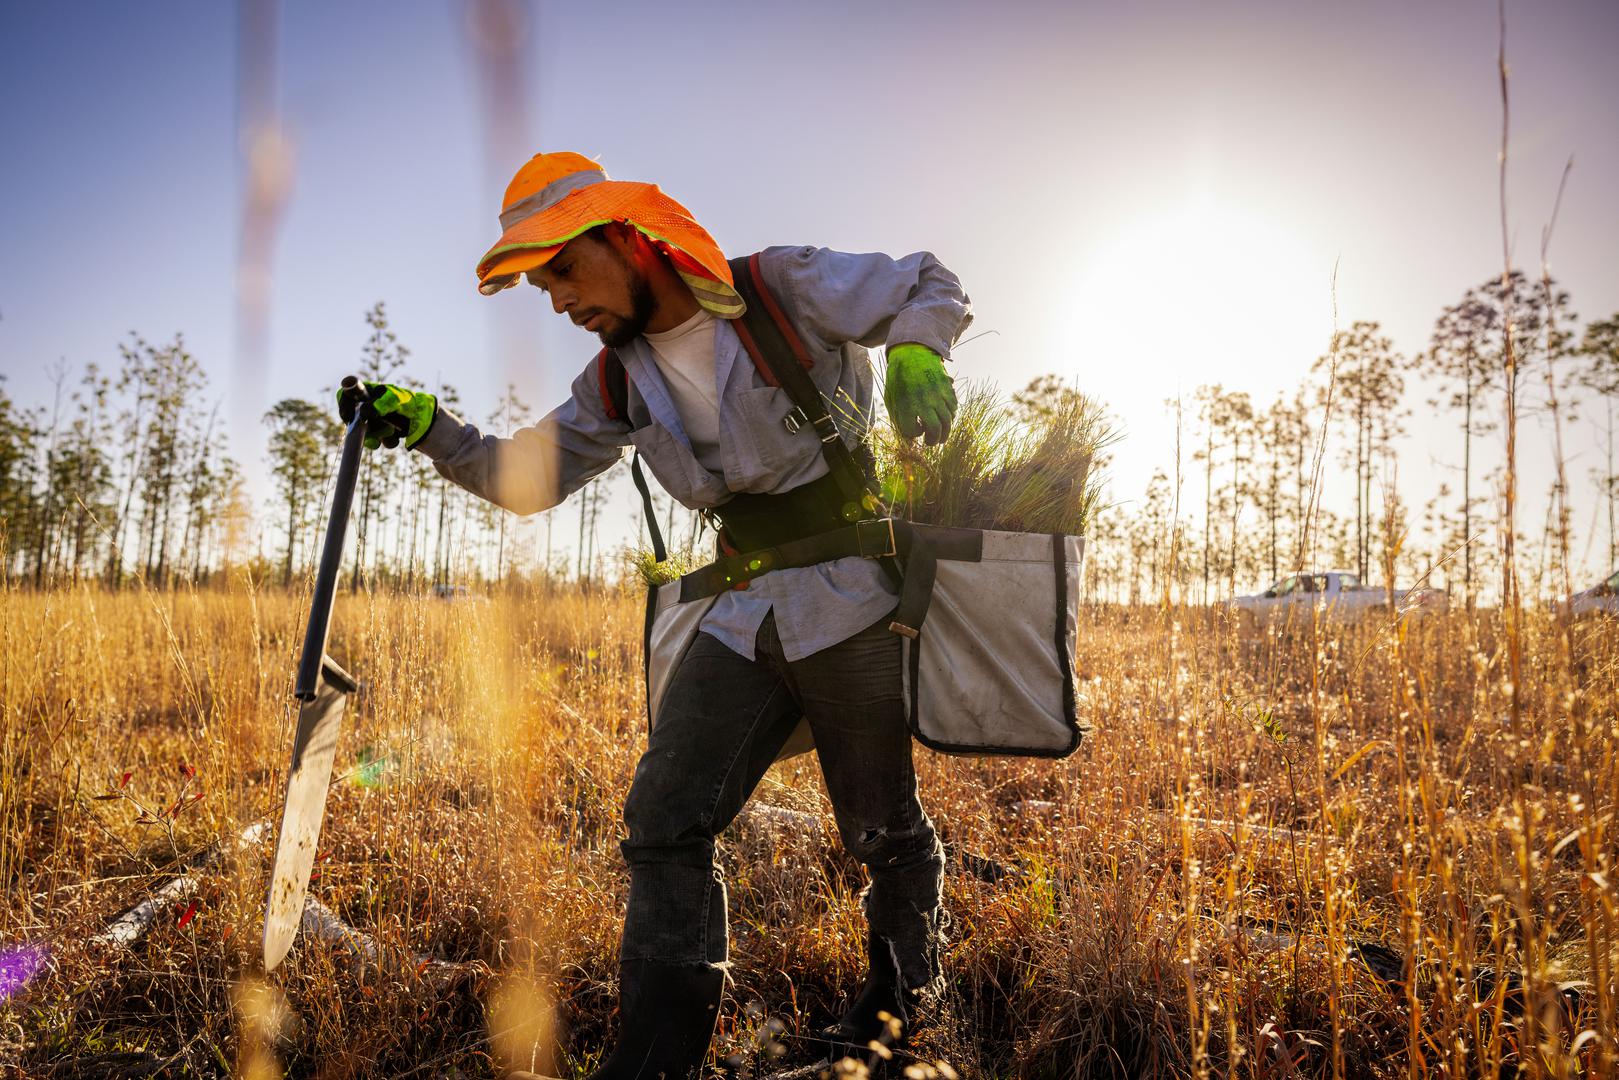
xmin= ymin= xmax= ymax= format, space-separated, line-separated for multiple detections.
xmin=340 ymin=151 xmax=969 ymax=1078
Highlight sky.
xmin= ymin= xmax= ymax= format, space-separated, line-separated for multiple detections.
xmin=3 ymin=1 xmax=1618 ymax=587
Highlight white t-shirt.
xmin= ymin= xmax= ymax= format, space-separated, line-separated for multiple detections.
xmin=643 ymin=308 xmax=722 ymax=467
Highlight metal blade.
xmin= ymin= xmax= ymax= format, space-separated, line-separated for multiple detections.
xmin=263 ymin=660 xmax=353 ymax=971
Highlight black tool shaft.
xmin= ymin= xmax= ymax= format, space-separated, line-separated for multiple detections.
xmin=294 ymin=382 xmax=367 ymax=700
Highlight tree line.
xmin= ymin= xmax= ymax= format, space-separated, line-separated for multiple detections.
xmin=3 ymin=274 xmax=1617 ymax=599
xmin=1082 ymin=271 xmax=1619 ymax=607
xmin=1 ymin=334 xmax=243 ymax=587
xmin=0 ymin=302 xmax=632 ymax=591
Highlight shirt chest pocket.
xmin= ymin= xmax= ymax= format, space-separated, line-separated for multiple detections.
xmin=722 ymin=386 xmax=822 ymax=491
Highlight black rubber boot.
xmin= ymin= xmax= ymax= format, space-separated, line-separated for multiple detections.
xmin=510 ymin=959 xmax=724 ymax=1080
xmin=808 ymin=936 xmax=922 ymax=1060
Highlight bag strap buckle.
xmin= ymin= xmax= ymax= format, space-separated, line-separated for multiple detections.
xmin=855 ymin=517 xmax=897 ymax=559
xmin=783 ymin=406 xmax=841 ymax=444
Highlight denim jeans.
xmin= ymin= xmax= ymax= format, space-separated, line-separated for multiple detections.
xmin=620 ymin=610 xmax=946 ymax=993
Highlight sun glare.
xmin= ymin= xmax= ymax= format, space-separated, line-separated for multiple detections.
xmin=1074 ymin=198 xmax=1334 ymax=401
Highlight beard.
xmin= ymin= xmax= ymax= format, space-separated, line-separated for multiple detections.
xmin=595 ymin=262 xmax=657 ymax=348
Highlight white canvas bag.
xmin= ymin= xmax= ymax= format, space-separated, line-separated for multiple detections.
xmin=642 ymin=520 xmax=1088 ymax=761
xmin=643 ymin=582 xmax=717 ymax=726
xmin=893 ymin=526 xmax=1088 ymax=756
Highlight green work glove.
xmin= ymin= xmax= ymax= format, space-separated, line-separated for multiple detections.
xmin=335 ymin=380 xmax=437 ymax=450
xmin=884 ymin=343 xmax=956 ymax=445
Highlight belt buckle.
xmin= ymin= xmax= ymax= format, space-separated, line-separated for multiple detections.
xmin=855 ymin=517 xmax=897 ymax=559
xmin=783 ymin=407 xmax=807 ymax=435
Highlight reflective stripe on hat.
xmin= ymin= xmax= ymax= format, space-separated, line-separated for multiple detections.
xmin=498 ymin=169 xmax=609 ymax=230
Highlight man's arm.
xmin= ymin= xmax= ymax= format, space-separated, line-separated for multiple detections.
xmin=756 ymin=245 xmax=973 ymax=358
xmin=413 ymin=359 xmax=629 ymax=515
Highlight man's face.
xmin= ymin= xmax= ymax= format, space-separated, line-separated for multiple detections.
xmin=527 ymin=228 xmax=655 ymax=348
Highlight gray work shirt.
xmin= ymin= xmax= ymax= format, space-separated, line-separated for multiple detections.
xmin=416 ymin=244 xmax=973 ymax=661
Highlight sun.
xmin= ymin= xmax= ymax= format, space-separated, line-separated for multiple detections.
xmin=1071 ymin=197 xmax=1335 ymax=401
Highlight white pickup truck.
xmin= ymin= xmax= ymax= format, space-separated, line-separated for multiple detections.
xmin=1552 ymin=569 xmax=1619 ymax=618
xmin=1227 ymin=570 xmax=1449 ymax=626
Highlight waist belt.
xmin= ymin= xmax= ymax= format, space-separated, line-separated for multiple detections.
xmin=704 ymin=469 xmax=869 ymax=552
xmin=680 ymin=516 xmax=898 ymax=601
xmin=691 ymin=468 xmax=902 ymax=601
xmin=676 ymin=516 xmax=984 ymax=641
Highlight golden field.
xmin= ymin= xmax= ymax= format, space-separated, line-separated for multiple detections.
xmin=1 ymin=581 xmax=1615 ymax=1079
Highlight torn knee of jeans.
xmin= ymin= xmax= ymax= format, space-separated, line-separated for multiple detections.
xmin=856 ymin=823 xmax=922 ymax=866
xmin=851 ymin=821 xmax=938 ymax=866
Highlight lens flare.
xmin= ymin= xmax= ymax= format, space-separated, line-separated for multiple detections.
xmin=0 ymin=943 xmax=51 ymax=1001
xmin=353 ymin=744 xmax=391 ymax=789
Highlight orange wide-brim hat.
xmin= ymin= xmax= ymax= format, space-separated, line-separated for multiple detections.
xmin=475 ymin=150 xmax=744 ymax=318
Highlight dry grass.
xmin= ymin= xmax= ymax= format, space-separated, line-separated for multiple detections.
xmin=2 ymin=579 xmax=1616 ymax=1079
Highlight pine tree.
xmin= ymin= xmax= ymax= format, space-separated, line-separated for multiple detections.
xmin=350 ymin=302 xmax=409 ymax=591
xmin=113 ymin=334 xmax=206 ymax=586
xmin=0 ymin=378 xmax=42 ymax=579
xmin=48 ymin=365 xmax=117 ymax=581
xmin=1253 ymin=395 xmax=1302 ymax=585
xmin=264 ymin=398 xmax=343 ymax=584
xmin=1315 ymin=322 xmax=1404 ymax=581
xmin=1192 ymin=384 xmax=1226 ymax=603
xmin=1418 ymin=287 xmax=1500 ymax=605
xmin=433 ymin=383 xmax=463 ymax=588
xmin=489 ymin=382 xmax=532 ymax=584
xmin=30 ymin=363 xmax=69 ymax=585
xmin=1580 ymin=314 xmax=1619 ymax=569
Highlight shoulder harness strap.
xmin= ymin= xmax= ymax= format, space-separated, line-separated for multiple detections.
xmin=615 ymin=253 xmax=887 ymax=574
xmin=596 ymin=348 xmax=630 ymax=423
xmin=725 ymin=253 xmax=879 ymax=518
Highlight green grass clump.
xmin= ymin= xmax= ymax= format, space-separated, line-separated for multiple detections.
xmin=626 ymin=546 xmax=700 ymax=587
xmin=875 ymin=379 xmax=1115 ymax=536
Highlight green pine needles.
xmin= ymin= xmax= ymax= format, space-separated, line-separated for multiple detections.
xmin=874 ymin=378 xmax=1114 ymax=537
xmin=628 ymin=546 xmax=697 ymax=587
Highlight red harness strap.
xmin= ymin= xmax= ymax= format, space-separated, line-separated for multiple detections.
xmin=595 ymin=348 xmax=621 ymax=421
xmin=744 ymin=252 xmax=817 ymax=370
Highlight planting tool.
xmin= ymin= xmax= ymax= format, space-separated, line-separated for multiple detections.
xmin=263 ymin=377 xmax=366 ymax=972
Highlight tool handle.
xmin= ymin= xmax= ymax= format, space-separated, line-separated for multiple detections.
xmin=294 ymin=376 xmax=367 ymax=700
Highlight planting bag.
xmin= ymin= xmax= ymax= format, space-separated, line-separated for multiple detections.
xmin=642 ymin=523 xmax=1089 ymax=761
xmin=895 ymin=525 xmax=1089 ymax=756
